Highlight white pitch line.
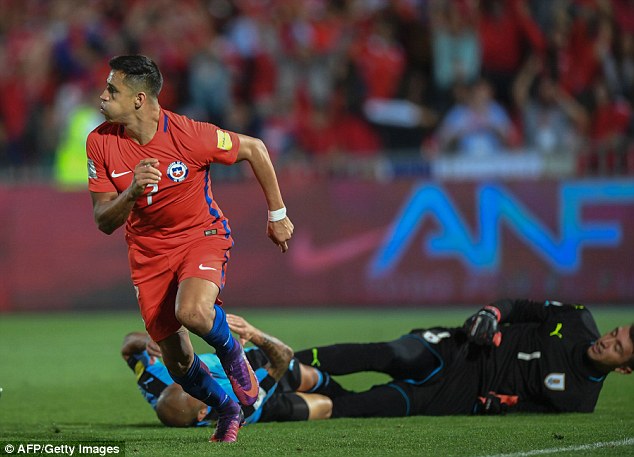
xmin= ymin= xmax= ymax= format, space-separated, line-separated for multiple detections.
xmin=481 ymin=437 xmax=634 ymax=457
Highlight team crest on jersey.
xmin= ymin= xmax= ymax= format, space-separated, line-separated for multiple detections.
xmin=167 ymin=161 xmax=189 ymax=182
xmin=544 ymin=373 xmax=566 ymax=391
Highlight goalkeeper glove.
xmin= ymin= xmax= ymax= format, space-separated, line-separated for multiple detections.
xmin=473 ymin=392 xmax=518 ymax=415
xmin=463 ymin=305 xmax=502 ymax=346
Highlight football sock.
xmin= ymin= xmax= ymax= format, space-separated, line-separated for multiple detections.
xmin=295 ymin=343 xmax=387 ymax=375
xmin=295 ymin=337 xmax=441 ymax=381
xmin=202 ymin=304 xmax=236 ymax=357
xmin=310 ymin=372 xmax=350 ymax=398
xmin=170 ymin=353 xmax=234 ymax=413
xmin=305 ymin=368 xmax=326 ymax=393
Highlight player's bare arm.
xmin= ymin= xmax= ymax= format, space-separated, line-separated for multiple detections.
xmin=227 ymin=314 xmax=293 ymax=381
xmin=91 ymin=159 xmax=162 ymax=234
xmin=121 ymin=332 xmax=152 ymax=360
xmin=121 ymin=331 xmax=163 ymax=363
xmin=235 ymin=134 xmax=294 ymax=252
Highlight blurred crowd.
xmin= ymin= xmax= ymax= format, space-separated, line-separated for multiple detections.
xmin=1 ymin=0 xmax=633 ymax=182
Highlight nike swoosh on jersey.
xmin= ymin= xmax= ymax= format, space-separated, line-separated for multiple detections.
xmin=198 ymin=264 xmax=218 ymax=271
xmin=111 ymin=170 xmax=132 ymax=178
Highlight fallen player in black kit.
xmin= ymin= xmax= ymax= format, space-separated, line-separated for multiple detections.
xmin=293 ymin=299 xmax=633 ymax=417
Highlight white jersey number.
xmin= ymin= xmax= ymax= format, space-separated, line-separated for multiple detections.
xmin=423 ymin=330 xmax=451 ymax=344
xmin=146 ymin=184 xmax=158 ymax=205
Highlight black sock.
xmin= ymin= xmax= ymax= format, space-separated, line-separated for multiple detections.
xmin=311 ymin=372 xmax=350 ymax=398
xmin=295 ymin=343 xmax=391 ymax=375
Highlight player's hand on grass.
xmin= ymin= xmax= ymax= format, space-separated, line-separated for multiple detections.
xmin=464 ymin=305 xmax=502 ymax=346
xmin=267 ymin=216 xmax=294 ymax=253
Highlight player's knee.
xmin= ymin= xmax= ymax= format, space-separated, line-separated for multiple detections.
xmin=174 ymin=303 xmax=209 ymax=331
xmin=301 ymin=393 xmax=332 ymax=420
xmin=297 ymin=364 xmax=321 ymax=392
xmin=270 ymin=393 xmax=331 ymax=422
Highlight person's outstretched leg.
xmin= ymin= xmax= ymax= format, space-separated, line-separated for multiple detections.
xmin=295 ymin=335 xmax=440 ymax=381
xmin=297 ymin=363 xmax=351 ymax=398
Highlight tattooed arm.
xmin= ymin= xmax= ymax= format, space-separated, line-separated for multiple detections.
xmin=227 ymin=314 xmax=294 ymax=381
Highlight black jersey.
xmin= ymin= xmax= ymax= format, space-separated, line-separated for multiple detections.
xmin=406 ymin=299 xmax=606 ymax=415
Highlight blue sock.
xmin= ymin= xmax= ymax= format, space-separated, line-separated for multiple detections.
xmin=202 ymin=304 xmax=236 ymax=357
xmin=306 ymin=369 xmax=329 ymax=393
xmin=170 ymin=354 xmax=234 ymax=413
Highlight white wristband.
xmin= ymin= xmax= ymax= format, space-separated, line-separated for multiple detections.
xmin=268 ymin=207 xmax=287 ymax=222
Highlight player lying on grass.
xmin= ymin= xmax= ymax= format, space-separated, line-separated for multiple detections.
xmin=121 ymin=313 xmax=331 ymax=428
xmin=295 ymin=298 xmax=634 ymax=416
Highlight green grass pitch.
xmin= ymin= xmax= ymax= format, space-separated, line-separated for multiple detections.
xmin=0 ymin=307 xmax=633 ymax=456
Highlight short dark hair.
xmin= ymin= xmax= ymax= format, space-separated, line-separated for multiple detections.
xmin=109 ymin=55 xmax=163 ymax=98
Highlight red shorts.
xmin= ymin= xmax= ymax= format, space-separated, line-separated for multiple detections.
xmin=128 ymin=235 xmax=233 ymax=342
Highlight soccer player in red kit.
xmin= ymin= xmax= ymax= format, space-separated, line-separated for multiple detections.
xmin=86 ymin=55 xmax=294 ymax=443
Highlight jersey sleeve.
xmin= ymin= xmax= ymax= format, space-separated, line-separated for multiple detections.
xmin=86 ymin=131 xmax=117 ymax=193
xmin=185 ymin=119 xmax=240 ymax=167
xmin=126 ymin=350 xmax=172 ymax=409
xmin=491 ymin=298 xmax=584 ymax=325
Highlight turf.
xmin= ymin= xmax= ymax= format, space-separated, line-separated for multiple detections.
xmin=0 ymin=308 xmax=633 ymax=456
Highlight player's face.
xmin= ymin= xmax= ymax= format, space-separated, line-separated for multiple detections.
xmin=587 ymin=326 xmax=634 ymax=371
xmin=99 ymin=70 xmax=137 ymax=123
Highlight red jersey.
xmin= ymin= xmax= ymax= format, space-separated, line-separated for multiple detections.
xmin=86 ymin=109 xmax=240 ymax=253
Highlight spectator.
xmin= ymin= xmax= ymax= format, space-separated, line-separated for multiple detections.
xmin=275 ymin=1 xmax=345 ymax=109
xmin=0 ymin=7 xmax=54 ymax=168
xmin=186 ymin=43 xmax=233 ymax=126
xmin=350 ymin=18 xmax=406 ymax=101
xmin=436 ymin=78 xmax=514 ymax=156
xmin=512 ymin=54 xmax=588 ymax=155
xmin=477 ymin=0 xmax=546 ymax=109
xmin=53 ymin=83 xmax=103 ymax=189
xmin=548 ymin=2 xmax=602 ymax=107
xmin=430 ymin=0 xmax=480 ymax=109
xmin=616 ymin=30 xmax=634 ymax=103
xmin=0 ymin=0 xmax=633 ymax=177
xmin=585 ymin=77 xmax=632 ymax=174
